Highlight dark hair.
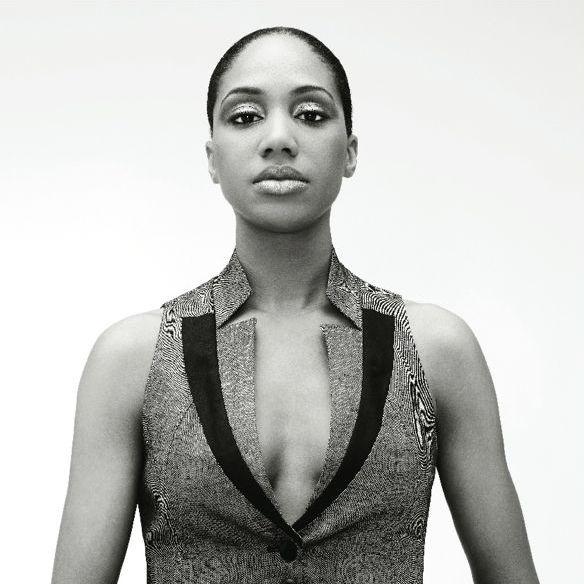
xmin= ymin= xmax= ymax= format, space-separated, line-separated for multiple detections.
xmin=207 ymin=27 xmax=352 ymax=136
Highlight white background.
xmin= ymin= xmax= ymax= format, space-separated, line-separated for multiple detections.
xmin=1 ymin=1 xmax=582 ymax=582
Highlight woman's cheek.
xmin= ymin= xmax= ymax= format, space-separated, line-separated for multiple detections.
xmin=216 ymin=135 xmax=246 ymax=161
xmin=319 ymin=143 xmax=348 ymax=178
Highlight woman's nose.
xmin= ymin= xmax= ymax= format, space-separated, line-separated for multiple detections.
xmin=258 ymin=112 xmax=299 ymax=158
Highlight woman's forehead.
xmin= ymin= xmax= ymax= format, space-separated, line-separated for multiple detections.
xmin=218 ymin=35 xmax=336 ymax=99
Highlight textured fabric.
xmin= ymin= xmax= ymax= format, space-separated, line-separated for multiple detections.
xmin=138 ymin=246 xmax=438 ymax=583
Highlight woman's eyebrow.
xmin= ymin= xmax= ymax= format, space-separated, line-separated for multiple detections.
xmin=220 ymin=85 xmax=335 ymax=107
xmin=291 ymin=85 xmax=335 ymax=103
xmin=220 ymin=86 xmax=262 ymax=107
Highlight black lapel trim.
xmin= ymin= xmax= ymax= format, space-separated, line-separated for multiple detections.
xmin=293 ymin=308 xmax=395 ymax=531
xmin=181 ymin=313 xmax=303 ymax=546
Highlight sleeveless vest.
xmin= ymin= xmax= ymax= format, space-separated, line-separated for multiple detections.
xmin=138 ymin=246 xmax=438 ymax=583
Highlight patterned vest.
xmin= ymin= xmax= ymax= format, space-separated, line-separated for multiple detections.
xmin=138 ymin=246 xmax=437 ymax=583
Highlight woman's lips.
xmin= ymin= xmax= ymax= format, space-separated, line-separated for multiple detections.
xmin=253 ymin=165 xmax=308 ymax=183
xmin=253 ymin=179 xmax=310 ymax=195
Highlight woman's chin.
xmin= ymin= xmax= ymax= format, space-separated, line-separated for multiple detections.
xmin=236 ymin=207 xmax=330 ymax=235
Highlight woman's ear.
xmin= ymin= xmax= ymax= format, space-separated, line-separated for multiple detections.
xmin=343 ymin=134 xmax=358 ymax=178
xmin=205 ymin=140 xmax=220 ymax=184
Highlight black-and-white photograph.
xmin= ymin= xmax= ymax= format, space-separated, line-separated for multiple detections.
xmin=2 ymin=2 xmax=582 ymax=582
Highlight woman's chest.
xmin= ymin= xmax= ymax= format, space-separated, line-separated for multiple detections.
xmin=253 ymin=316 xmax=333 ymax=520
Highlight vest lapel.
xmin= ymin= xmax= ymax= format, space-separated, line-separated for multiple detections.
xmin=292 ymin=308 xmax=394 ymax=531
xmin=182 ymin=311 xmax=303 ymax=546
xmin=216 ymin=318 xmax=283 ymax=512
xmin=306 ymin=324 xmax=362 ymax=506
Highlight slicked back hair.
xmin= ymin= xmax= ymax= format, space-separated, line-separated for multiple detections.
xmin=207 ymin=27 xmax=352 ymax=136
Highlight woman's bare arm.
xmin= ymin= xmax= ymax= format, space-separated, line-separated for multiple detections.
xmin=51 ymin=310 xmax=162 ymax=584
xmin=407 ymin=302 xmax=539 ymax=584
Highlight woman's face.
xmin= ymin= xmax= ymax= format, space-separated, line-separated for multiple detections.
xmin=206 ymin=34 xmax=358 ymax=233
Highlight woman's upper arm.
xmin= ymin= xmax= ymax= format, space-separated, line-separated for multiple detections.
xmin=51 ymin=310 xmax=162 ymax=584
xmin=406 ymin=301 xmax=539 ymax=584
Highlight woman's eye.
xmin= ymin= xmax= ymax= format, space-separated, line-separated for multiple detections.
xmin=229 ymin=111 xmax=262 ymax=125
xmin=297 ymin=108 xmax=328 ymax=124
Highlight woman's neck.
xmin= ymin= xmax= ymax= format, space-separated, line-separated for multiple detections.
xmin=234 ymin=212 xmax=333 ymax=315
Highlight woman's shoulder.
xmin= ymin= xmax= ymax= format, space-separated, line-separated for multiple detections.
xmin=403 ymin=299 xmax=475 ymax=347
xmin=93 ymin=308 xmax=164 ymax=371
xmin=95 ymin=308 xmax=163 ymax=357
xmin=80 ymin=309 xmax=164 ymax=414
xmin=402 ymin=299 xmax=491 ymax=408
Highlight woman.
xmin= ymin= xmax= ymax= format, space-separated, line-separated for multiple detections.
xmin=51 ymin=27 xmax=540 ymax=583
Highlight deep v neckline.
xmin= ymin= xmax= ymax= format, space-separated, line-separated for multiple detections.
xmin=216 ymin=316 xmax=363 ymax=524
xmin=180 ymin=246 xmax=397 ymax=545
xmin=181 ymin=307 xmax=395 ymax=546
